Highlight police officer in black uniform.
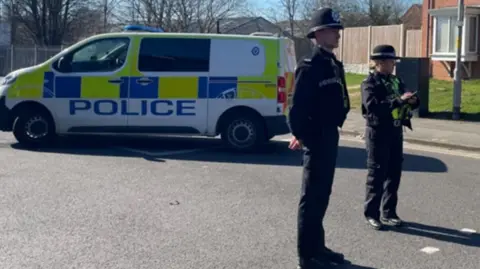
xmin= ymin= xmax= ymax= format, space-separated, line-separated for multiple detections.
xmin=361 ymin=45 xmax=420 ymax=230
xmin=287 ymin=7 xmax=350 ymax=269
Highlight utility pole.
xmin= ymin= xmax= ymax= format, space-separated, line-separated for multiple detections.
xmin=452 ymin=0 xmax=464 ymax=120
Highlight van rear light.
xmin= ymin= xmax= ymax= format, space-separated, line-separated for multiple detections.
xmin=277 ymin=76 xmax=286 ymax=88
xmin=277 ymin=76 xmax=286 ymax=103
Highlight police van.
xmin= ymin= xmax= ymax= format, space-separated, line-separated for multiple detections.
xmin=0 ymin=25 xmax=296 ymax=151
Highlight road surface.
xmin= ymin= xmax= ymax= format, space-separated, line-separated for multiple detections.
xmin=0 ymin=133 xmax=478 ymax=269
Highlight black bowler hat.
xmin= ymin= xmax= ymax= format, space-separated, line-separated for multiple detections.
xmin=306 ymin=8 xmax=343 ymax=39
xmin=370 ymin=45 xmax=400 ymax=60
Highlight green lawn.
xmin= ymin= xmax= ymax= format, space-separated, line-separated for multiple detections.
xmin=428 ymin=79 xmax=480 ymax=114
xmin=345 ymin=73 xmax=480 ymax=121
xmin=345 ymin=73 xmax=365 ymax=90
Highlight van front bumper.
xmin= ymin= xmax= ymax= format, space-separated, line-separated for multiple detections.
xmin=264 ymin=115 xmax=291 ymax=137
xmin=0 ymin=96 xmax=11 ymax=131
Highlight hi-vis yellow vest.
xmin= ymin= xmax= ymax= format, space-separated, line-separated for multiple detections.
xmin=381 ymin=77 xmax=411 ymax=121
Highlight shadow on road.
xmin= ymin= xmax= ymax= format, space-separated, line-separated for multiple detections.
xmin=392 ymin=222 xmax=480 ymax=247
xmin=10 ymin=135 xmax=448 ymax=173
xmin=9 ymin=136 xmax=141 ymax=158
xmin=337 ymin=262 xmax=379 ymax=269
xmin=146 ymin=138 xmax=448 ymax=173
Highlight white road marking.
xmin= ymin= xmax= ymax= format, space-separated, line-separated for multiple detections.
xmin=420 ymin=246 xmax=440 ymax=254
xmin=278 ymin=136 xmax=480 ymax=159
xmin=460 ymin=228 xmax=477 ymax=234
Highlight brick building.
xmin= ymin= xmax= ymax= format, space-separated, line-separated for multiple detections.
xmin=402 ymin=4 xmax=423 ymax=29
xmin=422 ymin=0 xmax=480 ymax=80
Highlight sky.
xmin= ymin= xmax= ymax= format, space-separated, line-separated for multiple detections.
xmin=249 ymin=0 xmax=423 ymax=20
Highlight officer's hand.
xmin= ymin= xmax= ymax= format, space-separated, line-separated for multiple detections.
xmin=408 ymin=96 xmax=417 ymax=104
xmin=400 ymin=92 xmax=414 ymax=100
xmin=289 ymin=137 xmax=303 ymax=150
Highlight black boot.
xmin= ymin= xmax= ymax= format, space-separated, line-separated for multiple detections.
xmin=366 ymin=217 xmax=384 ymax=230
xmin=381 ymin=215 xmax=403 ymax=227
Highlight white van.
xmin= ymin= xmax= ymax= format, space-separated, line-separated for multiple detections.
xmin=0 ymin=25 xmax=297 ymax=151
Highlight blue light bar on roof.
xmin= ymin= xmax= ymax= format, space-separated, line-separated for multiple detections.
xmin=123 ymin=25 xmax=165 ymax=32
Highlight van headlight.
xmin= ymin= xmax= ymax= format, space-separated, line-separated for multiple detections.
xmin=1 ymin=74 xmax=17 ymax=85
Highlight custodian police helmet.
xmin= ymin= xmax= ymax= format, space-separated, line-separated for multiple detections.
xmin=306 ymin=8 xmax=343 ymax=39
xmin=370 ymin=45 xmax=400 ymax=60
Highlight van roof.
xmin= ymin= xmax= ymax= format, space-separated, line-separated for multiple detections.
xmin=92 ymin=31 xmax=284 ymax=41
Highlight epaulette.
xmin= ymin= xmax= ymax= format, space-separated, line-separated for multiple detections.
xmin=295 ymin=57 xmax=312 ymax=72
xmin=363 ymin=75 xmax=374 ymax=83
xmin=362 ymin=73 xmax=377 ymax=86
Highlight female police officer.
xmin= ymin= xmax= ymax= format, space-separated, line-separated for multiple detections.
xmin=360 ymin=44 xmax=419 ymax=230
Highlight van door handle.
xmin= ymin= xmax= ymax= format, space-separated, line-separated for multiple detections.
xmin=108 ymin=78 xmax=123 ymax=84
xmin=137 ymin=78 xmax=153 ymax=85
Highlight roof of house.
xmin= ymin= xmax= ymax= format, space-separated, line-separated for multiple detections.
xmin=401 ymin=4 xmax=422 ymax=21
xmin=401 ymin=4 xmax=422 ymax=29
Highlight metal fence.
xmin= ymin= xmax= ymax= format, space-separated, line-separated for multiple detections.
xmin=0 ymin=46 xmax=64 ymax=75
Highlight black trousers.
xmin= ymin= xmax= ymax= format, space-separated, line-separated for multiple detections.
xmin=364 ymin=125 xmax=404 ymax=220
xmin=297 ymin=127 xmax=339 ymax=261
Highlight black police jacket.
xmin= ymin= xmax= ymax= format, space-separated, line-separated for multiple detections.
xmin=287 ymin=46 xmax=350 ymax=141
xmin=361 ymin=71 xmax=420 ymax=130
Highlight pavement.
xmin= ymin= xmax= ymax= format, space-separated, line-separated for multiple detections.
xmin=0 ymin=132 xmax=478 ymax=269
xmin=341 ymin=112 xmax=480 ymax=152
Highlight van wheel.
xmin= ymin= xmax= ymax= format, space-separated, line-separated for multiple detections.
xmin=12 ymin=109 xmax=56 ymax=148
xmin=221 ymin=113 xmax=267 ymax=152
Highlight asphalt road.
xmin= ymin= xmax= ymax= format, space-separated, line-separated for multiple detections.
xmin=0 ymin=133 xmax=478 ymax=269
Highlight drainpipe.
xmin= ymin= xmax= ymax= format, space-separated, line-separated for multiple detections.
xmin=426 ymin=0 xmax=432 ymax=57
xmin=426 ymin=0 xmax=433 ymax=75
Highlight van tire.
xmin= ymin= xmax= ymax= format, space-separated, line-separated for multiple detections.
xmin=220 ymin=113 xmax=267 ymax=152
xmin=12 ymin=108 xmax=56 ymax=148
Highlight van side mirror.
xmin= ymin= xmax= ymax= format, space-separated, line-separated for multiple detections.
xmin=57 ymin=56 xmax=71 ymax=72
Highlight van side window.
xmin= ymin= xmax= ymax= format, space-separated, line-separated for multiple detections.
xmin=138 ymin=38 xmax=210 ymax=72
xmin=54 ymin=37 xmax=130 ymax=73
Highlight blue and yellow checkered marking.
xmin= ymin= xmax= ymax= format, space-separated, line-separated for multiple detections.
xmin=41 ymin=72 xmax=276 ymax=99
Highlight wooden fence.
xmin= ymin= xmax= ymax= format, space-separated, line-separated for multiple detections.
xmin=294 ymin=24 xmax=422 ymax=65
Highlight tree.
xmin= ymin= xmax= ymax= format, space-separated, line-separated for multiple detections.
xmin=116 ymin=0 xmax=247 ymax=33
xmin=100 ymin=0 xmax=123 ymax=32
xmin=281 ymin=0 xmax=299 ymax=36
xmin=0 ymin=0 xmax=99 ymax=45
xmin=363 ymin=0 xmax=409 ymax=25
xmin=268 ymin=0 xmax=410 ymax=35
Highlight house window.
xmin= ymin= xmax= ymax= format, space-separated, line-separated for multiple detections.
xmin=448 ymin=17 xmax=458 ymax=53
xmin=433 ymin=15 xmax=479 ymax=54
xmin=435 ymin=16 xmax=450 ymax=53
xmin=468 ymin=16 xmax=478 ymax=52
